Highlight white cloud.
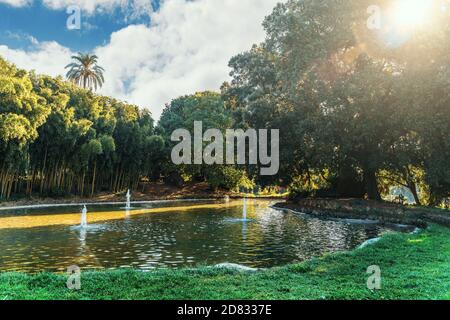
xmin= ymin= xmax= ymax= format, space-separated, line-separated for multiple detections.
xmin=48 ymin=0 xmax=153 ymax=16
xmin=0 ymin=41 xmax=72 ymax=76
xmin=6 ymin=31 xmax=39 ymax=45
xmin=0 ymin=0 xmax=153 ymax=17
xmin=0 ymin=0 xmax=279 ymax=119
xmin=95 ymin=0 xmax=279 ymax=119
xmin=0 ymin=0 xmax=32 ymax=7
xmin=43 ymin=0 xmax=124 ymax=13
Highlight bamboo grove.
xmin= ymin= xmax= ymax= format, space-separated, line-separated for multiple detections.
xmin=0 ymin=57 xmax=165 ymax=199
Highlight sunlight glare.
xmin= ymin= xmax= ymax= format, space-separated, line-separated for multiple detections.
xmin=389 ymin=0 xmax=434 ymax=31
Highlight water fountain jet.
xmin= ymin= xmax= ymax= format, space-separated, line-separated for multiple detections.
xmin=80 ymin=205 xmax=88 ymax=228
xmin=125 ymin=190 xmax=131 ymax=210
xmin=224 ymin=198 xmax=253 ymax=223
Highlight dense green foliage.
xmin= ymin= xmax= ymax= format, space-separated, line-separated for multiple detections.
xmin=158 ymin=92 xmax=252 ymax=190
xmin=1 ymin=225 xmax=448 ymax=300
xmin=222 ymin=0 xmax=450 ymax=204
xmin=0 ymin=58 xmax=164 ymax=198
xmin=1 ymin=0 xmax=449 ymax=205
xmin=0 ymin=62 xmax=250 ymax=198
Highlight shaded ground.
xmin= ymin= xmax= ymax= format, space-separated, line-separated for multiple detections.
xmin=0 ymin=182 xmax=284 ymax=208
xmin=0 ymin=183 xmax=218 ymax=208
xmin=1 ymin=225 xmax=449 ymax=300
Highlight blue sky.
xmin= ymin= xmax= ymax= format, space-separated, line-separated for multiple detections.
xmin=0 ymin=0 xmax=159 ymax=52
xmin=0 ymin=0 xmax=279 ymax=119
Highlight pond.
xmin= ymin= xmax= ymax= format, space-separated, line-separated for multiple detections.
xmin=0 ymin=199 xmax=413 ymax=272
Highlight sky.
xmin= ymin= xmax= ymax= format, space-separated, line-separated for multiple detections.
xmin=0 ymin=0 xmax=280 ymax=119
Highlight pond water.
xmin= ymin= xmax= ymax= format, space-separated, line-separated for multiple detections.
xmin=0 ymin=200 xmax=412 ymax=272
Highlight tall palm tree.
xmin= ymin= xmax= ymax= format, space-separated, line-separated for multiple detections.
xmin=65 ymin=53 xmax=105 ymax=91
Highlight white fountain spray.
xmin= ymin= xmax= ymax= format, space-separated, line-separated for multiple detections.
xmin=80 ymin=205 xmax=88 ymax=228
xmin=125 ymin=190 xmax=131 ymax=210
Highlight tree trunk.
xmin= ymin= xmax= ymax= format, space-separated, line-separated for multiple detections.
xmin=364 ymin=169 xmax=381 ymax=201
xmin=81 ymin=171 xmax=85 ymax=197
xmin=40 ymin=146 xmax=48 ymax=195
xmin=408 ymin=182 xmax=421 ymax=206
xmin=91 ymin=161 xmax=97 ymax=197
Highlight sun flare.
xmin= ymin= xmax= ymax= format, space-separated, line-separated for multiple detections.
xmin=389 ymin=0 xmax=434 ymax=31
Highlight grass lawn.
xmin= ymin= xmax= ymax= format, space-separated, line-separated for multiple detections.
xmin=1 ymin=225 xmax=449 ymax=300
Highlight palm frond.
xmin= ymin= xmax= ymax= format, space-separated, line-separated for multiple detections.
xmin=65 ymin=53 xmax=105 ymax=91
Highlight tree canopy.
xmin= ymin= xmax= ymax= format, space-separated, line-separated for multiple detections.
xmin=222 ymin=0 xmax=450 ymax=204
xmin=0 ymin=57 xmax=163 ymax=199
xmin=65 ymin=53 xmax=105 ymax=91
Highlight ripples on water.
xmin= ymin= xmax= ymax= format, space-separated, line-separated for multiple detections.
xmin=0 ymin=200 xmax=407 ymax=272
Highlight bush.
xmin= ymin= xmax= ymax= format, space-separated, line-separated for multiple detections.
xmin=206 ymin=166 xmax=253 ymax=191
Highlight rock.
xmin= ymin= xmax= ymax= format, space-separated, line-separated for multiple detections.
xmin=339 ymin=218 xmax=380 ymax=225
xmin=214 ymin=263 xmax=259 ymax=272
xmin=358 ymin=238 xmax=381 ymax=249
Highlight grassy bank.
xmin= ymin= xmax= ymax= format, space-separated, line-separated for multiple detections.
xmin=1 ymin=225 xmax=449 ymax=300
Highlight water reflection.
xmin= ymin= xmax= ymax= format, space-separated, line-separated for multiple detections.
xmin=242 ymin=221 xmax=248 ymax=241
xmin=79 ymin=228 xmax=86 ymax=245
xmin=0 ymin=200 xmax=409 ymax=272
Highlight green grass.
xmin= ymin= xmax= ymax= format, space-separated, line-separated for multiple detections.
xmin=1 ymin=225 xmax=449 ymax=300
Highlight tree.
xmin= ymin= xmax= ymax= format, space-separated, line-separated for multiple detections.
xmin=224 ymin=0 xmax=450 ymax=202
xmin=0 ymin=55 xmax=164 ymax=199
xmin=0 ymin=58 xmax=49 ymax=199
xmin=65 ymin=53 xmax=105 ymax=91
xmin=158 ymin=92 xmax=252 ymax=190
